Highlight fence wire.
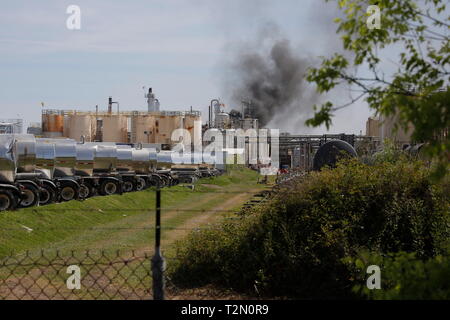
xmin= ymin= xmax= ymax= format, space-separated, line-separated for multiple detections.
xmin=0 ymin=250 xmax=153 ymax=300
xmin=0 ymin=250 xmax=253 ymax=300
xmin=0 ymin=176 xmax=293 ymax=300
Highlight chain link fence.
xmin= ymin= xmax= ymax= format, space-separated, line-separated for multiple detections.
xmin=0 ymin=250 xmax=257 ymax=300
xmin=0 ymin=184 xmax=278 ymax=300
xmin=0 ymin=250 xmax=152 ymax=300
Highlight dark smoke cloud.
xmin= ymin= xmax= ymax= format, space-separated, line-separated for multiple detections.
xmin=217 ymin=0 xmax=351 ymax=133
xmin=225 ymin=29 xmax=318 ymax=129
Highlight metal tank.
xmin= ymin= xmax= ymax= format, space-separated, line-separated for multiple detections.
xmin=13 ymin=134 xmax=37 ymax=173
xmin=145 ymin=148 xmax=157 ymax=171
xmin=132 ymin=115 xmax=156 ymax=144
xmin=75 ymin=143 xmax=96 ymax=177
xmin=46 ymin=139 xmax=77 ymax=177
xmin=102 ymin=115 xmax=128 ymax=143
xmin=35 ymin=138 xmax=56 ymax=180
xmin=92 ymin=144 xmax=117 ymax=174
xmin=67 ymin=114 xmax=94 ymax=142
xmin=0 ymin=135 xmax=16 ymax=183
xmin=156 ymin=150 xmax=173 ymax=170
xmin=42 ymin=112 xmax=64 ymax=138
xmin=132 ymin=148 xmax=152 ymax=174
xmin=116 ymin=146 xmax=134 ymax=173
xmin=313 ymin=140 xmax=357 ymax=171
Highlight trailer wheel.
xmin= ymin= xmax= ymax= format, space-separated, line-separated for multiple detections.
xmin=60 ymin=183 xmax=77 ymax=202
xmin=122 ymin=180 xmax=135 ymax=193
xmin=99 ymin=180 xmax=119 ymax=196
xmin=0 ymin=190 xmax=18 ymax=211
xmin=39 ymin=184 xmax=57 ymax=206
xmin=78 ymin=183 xmax=94 ymax=199
xmin=19 ymin=183 xmax=40 ymax=208
xmin=136 ymin=177 xmax=146 ymax=191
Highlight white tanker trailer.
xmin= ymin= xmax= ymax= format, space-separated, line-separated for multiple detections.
xmin=0 ymin=134 xmax=222 ymax=211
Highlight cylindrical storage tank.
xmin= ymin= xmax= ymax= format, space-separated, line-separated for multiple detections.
xmin=184 ymin=114 xmax=202 ymax=146
xmin=42 ymin=113 xmax=64 ymax=138
xmin=215 ymin=113 xmax=230 ymax=128
xmin=68 ymin=115 xmax=94 ymax=142
xmin=313 ymin=140 xmax=357 ymax=171
xmin=116 ymin=146 xmax=134 ymax=172
xmin=35 ymin=138 xmax=56 ymax=179
xmin=156 ymin=151 xmax=173 ymax=170
xmin=103 ymin=115 xmax=128 ymax=143
xmin=0 ymin=135 xmax=16 ymax=183
xmin=132 ymin=115 xmax=155 ymax=144
xmin=157 ymin=115 xmax=182 ymax=145
xmin=132 ymin=148 xmax=151 ymax=174
xmin=13 ymin=134 xmax=37 ymax=173
xmin=75 ymin=143 xmax=96 ymax=177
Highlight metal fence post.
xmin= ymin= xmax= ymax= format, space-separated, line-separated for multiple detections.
xmin=152 ymin=188 xmax=165 ymax=300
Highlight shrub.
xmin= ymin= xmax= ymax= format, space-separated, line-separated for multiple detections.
xmin=350 ymin=251 xmax=450 ymax=300
xmin=170 ymin=159 xmax=449 ymax=298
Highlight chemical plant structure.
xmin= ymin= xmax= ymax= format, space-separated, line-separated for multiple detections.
xmin=1 ymin=86 xmax=429 ymax=212
xmin=41 ymin=88 xmax=201 ymax=150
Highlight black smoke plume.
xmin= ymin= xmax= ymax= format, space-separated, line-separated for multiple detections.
xmin=231 ymin=39 xmax=312 ymax=127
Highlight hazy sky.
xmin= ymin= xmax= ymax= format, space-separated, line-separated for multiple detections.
xmin=0 ymin=0 xmax=379 ymax=134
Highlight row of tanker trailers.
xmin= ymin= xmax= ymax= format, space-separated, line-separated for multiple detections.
xmin=0 ymin=134 xmax=221 ymax=211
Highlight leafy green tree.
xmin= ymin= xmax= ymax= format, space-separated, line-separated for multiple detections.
xmin=306 ymin=0 xmax=449 ymax=177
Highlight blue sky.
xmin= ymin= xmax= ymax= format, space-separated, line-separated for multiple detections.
xmin=0 ymin=0 xmax=378 ymax=134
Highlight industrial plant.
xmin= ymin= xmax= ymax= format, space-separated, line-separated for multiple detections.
xmin=0 ymin=84 xmax=433 ymax=213
xmin=41 ymin=88 xmax=201 ymax=147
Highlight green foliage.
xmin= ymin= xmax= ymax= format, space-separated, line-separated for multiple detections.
xmin=169 ymin=160 xmax=450 ymax=298
xmin=306 ymin=0 xmax=450 ymax=178
xmin=350 ymin=251 xmax=450 ymax=299
xmin=371 ymin=139 xmax=408 ymax=163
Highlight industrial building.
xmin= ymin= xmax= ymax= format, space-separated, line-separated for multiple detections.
xmin=365 ymin=114 xmax=414 ymax=146
xmin=41 ymin=88 xmax=201 ymax=147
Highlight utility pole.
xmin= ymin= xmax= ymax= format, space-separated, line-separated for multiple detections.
xmin=151 ymin=189 xmax=165 ymax=300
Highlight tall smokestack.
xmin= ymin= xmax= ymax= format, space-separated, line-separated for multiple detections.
xmin=146 ymin=87 xmax=160 ymax=112
xmin=108 ymin=97 xmax=112 ymax=114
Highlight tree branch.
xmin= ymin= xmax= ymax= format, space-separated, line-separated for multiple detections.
xmin=332 ymin=92 xmax=367 ymax=111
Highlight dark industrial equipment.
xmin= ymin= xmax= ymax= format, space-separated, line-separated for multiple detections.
xmin=313 ymin=140 xmax=357 ymax=171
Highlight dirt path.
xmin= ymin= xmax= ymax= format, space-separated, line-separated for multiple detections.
xmin=160 ymin=189 xmax=260 ymax=249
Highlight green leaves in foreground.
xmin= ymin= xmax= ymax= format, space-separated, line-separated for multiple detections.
xmin=307 ymin=0 xmax=450 ymax=178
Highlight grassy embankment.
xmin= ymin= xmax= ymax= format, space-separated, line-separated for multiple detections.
xmin=0 ymin=166 xmax=268 ymax=258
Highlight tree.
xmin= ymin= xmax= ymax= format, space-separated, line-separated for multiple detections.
xmin=306 ymin=0 xmax=449 ymax=178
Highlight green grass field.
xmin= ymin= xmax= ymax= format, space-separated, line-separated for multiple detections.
xmin=0 ymin=166 xmax=267 ymax=259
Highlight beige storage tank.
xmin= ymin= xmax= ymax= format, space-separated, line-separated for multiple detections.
xmin=184 ymin=114 xmax=202 ymax=146
xmin=132 ymin=115 xmax=156 ymax=143
xmin=67 ymin=114 xmax=95 ymax=142
xmin=102 ymin=115 xmax=128 ymax=143
xmin=156 ymin=115 xmax=183 ymax=144
xmin=63 ymin=115 xmax=71 ymax=138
